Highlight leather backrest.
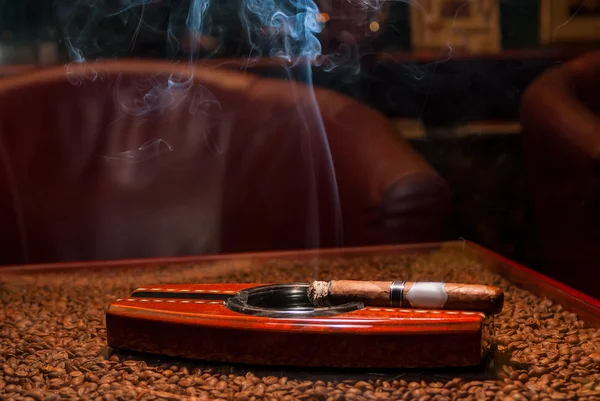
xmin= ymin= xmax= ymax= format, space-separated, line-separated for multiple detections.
xmin=0 ymin=60 xmax=447 ymax=265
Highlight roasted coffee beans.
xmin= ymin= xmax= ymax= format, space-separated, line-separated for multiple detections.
xmin=1 ymin=248 xmax=599 ymax=400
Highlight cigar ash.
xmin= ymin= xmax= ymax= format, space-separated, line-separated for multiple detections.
xmin=307 ymin=280 xmax=331 ymax=307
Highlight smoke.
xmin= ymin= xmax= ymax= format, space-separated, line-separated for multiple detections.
xmin=239 ymin=0 xmax=324 ymax=62
xmin=52 ymin=0 xmax=390 ymax=75
xmin=101 ymin=138 xmax=174 ymax=162
xmin=46 ymin=0 xmax=357 ymax=261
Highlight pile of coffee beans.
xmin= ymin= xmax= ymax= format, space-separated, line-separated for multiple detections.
xmin=1 ymin=248 xmax=600 ymax=401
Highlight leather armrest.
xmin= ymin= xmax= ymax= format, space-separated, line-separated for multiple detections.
xmin=521 ymin=51 xmax=600 ymax=222
xmin=520 ymin=51 xmax=600 ymax=292
xmin=521 ymin=51 xmax=600 ymax=164
xmin=317 ymin=89 xmax=451 ymax=246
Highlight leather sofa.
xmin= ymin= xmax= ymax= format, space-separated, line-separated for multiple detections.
xmin=520 ymin=50 xmax=600 ymax=298
xmin=0 ymin=60 xmax=450 ymax=265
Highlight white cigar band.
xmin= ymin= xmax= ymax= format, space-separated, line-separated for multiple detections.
xmin=389 ymin=281 xmax=449 ymax=308
xmin=405 ymin=282 xmax=448 ymax=309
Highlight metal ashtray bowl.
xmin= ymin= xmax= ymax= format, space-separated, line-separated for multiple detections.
xmin=225 ymin=283 xmax=364 ymax=318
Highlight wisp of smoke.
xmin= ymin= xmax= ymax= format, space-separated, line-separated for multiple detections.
xmin=52 ymin=0 xmax=384 ymax=257
xmin=239 ymin=0 xmax=323 ymax=62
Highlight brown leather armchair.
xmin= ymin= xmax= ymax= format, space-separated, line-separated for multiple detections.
xmin=520 ymin=51 xmax=600 ymax=298
xmin=0 ymin=60 xmax=450 ymax=265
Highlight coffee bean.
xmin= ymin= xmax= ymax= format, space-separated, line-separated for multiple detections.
xmin=530 ymin=367 xmax=549 ymax=377
xmin=588 ymin=353 xmax=600 ymax=364
xmin=559 ymin=346 xmax=571 ymax=356
xmin=177 ymin=379 xmax=192 ymax=387
xmin=70 ymin=374 xmax=85 ymax=386
xmin=24 ymin=389 xmax=45 ymax=401
xmin=565 ymin=335 xmax=580 ymax=345
xmin=48 ymin=378 xmax=65 ymax=390
xmin=48 ymin=368 xmax=65 ymax=378
xmin=354 ymin=381 xmax=371 ymax=390
xmin=86 ymin=373 xmax=99 ymax=382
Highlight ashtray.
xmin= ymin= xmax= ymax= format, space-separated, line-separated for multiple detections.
xmin=106 ymin=283 xmax=488 ymax=368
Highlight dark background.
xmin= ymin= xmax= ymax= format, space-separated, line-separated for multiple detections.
xmin=0 ymin=0 xmax=593 ymax=270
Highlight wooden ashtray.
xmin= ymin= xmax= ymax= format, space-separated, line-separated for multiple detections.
xmin=106 ymin=283 xmax=488 ymax=369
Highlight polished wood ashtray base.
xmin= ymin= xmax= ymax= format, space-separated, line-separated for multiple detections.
xmin=106 ymin=283 xmax=486 ymax=369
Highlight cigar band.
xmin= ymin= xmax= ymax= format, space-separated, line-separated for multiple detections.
xmin=405 ymin=282 xmax=448 ymax=309
xmin=389 ymin=281 xmax=405 ymax=307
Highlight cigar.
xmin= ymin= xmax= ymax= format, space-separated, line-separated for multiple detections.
xmin=307 ymin=280 xmax=504 ymax=315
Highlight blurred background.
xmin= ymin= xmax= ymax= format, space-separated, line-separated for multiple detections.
xmin=1 ymin=0 xmax=600 ymax=297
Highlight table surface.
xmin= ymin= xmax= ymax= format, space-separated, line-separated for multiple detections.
xmin=2 ymin=241 xmax=600 ymax=400
xmin=3 ymin=240 xmax=599 ymax=314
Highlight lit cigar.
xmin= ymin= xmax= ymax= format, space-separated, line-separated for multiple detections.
xmin=307 ymin=280 xmax=504 ymax=315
